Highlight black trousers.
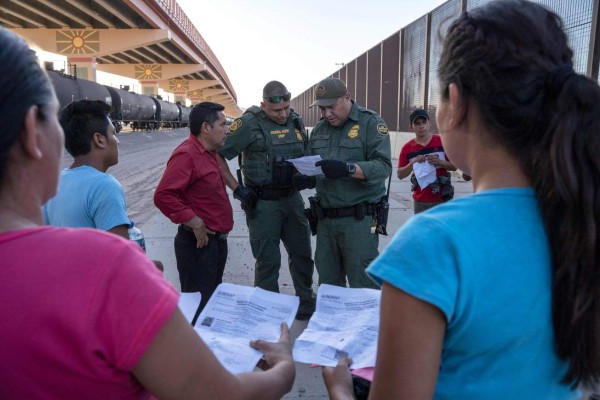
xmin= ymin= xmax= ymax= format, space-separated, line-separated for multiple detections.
xmin=174 ymin=225 xmax=228 ymax=319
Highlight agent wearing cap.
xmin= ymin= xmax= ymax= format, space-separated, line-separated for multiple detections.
xmin=397 ymin=108 xmax=456 ymax=213
xmin=217 ymin=81 xmax=316 ymax=320
xmin=302 ymin=77 xmax=392 ymax=289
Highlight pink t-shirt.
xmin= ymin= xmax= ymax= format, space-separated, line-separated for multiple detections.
xmin=0 ymin=226 xmax=178 ymax=399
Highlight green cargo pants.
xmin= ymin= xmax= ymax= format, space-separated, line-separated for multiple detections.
xmin=315 ymin=215 xmax=379 ymax=289
xmin=247 ymin=191 xmax=316 ymax=314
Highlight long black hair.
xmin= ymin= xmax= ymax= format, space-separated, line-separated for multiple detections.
xmin=0 ymin=28 xmax=55 ymax=185
xmin=438 ymin=0 xmax=600 ymax=387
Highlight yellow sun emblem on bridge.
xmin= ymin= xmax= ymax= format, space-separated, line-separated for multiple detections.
xmin=135 ymin=64 xmax=162 ymax=80
xmin=169 ymin=79 xmax=189 ymax=92
xmin=188 ymin=89 xmax=203 ymax=99
xmin=56 ymin=30 xmax=100 ymax=54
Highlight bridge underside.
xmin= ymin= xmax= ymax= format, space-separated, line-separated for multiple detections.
xmin=1 ymin=0 xmax=241 ymax=115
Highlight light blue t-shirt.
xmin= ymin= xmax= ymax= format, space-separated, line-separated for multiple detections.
xmin=367 ymin=188 xmax=575 ymax=399
xmin=43 ymin=166 xmax=130 ymax=231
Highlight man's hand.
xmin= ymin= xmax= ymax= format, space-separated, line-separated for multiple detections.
xmin=191 ymin=221 xmax=210 ymax=248
xmin=292 ymin=173 xmax=316 ymax=190
xmin=316 ymin=159 xmax=349 ymax=179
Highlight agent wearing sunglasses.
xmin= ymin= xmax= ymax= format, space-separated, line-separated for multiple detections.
xmin=218 ymin=81 xmax=316 ymax=321
xmin=302 ymin=77 xmax=392 ymax=289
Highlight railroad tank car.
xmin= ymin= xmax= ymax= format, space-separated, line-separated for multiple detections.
xmin=48 ymin=68 xmax=189 ymax=132
xmin=151 ymin=97 xmax=180 ymax=128
xmin=177 ymin=103 xmax=191 ymax=127
xmin=47 ymin=70 xmax=112 ymax=112
xmin=105 ymin=86 xmax=156 ymax=132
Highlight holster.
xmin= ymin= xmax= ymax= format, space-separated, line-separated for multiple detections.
xmin=243 ymin=200 xmax=257 ymax=219
xmin=375 ymin=197 xmax=390 ymax=236
xmin=304 ymin=196 xmax=321 ymax=236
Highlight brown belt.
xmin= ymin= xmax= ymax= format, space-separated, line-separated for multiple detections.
xmin=180 ymin=225 xmax=229 ymax=240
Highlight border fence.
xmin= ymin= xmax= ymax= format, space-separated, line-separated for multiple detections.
xmin=291 ymin=0 xmax=600 ymax=133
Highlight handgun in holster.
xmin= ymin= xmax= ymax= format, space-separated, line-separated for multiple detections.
xmin=304 ymin=196 xmax=322 ymax=236
xmin=236 ymin=169 xmax=257 ymax=219
xmin=375 ymin=196 xmax=389 ymax=236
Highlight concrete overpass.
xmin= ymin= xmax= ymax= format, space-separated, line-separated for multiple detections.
xmin=0 ymin=0 xmax=242 ymax=116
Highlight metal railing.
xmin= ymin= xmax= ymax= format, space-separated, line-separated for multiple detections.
xmin=151 ymin=0 xmax=236 ymax=100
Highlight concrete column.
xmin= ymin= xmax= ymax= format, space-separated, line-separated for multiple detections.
xmin=67 ymin=56 xmax=97 ymax=81
xmin=141 ymin=81 xmax=159 ymax=97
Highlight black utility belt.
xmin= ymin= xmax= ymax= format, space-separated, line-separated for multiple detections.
xmin=321 ymin=203 xmax=375 ymax=219
xmin=180 ymin=225 xmax=229 ymax=240
xmin=248 ymin=185 xmax=295 ymax=201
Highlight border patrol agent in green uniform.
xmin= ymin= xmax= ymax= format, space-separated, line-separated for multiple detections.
xmin=218 ymin=81 xmax=316 ymax=319
xmin=301 ymin=77 xmax=392 ymax=289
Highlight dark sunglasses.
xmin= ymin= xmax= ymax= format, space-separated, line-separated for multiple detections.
xmin=263 ymin=93 xmax=291 ymax=103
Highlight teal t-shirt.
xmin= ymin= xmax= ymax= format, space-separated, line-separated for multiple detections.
xmin=43 ymin=166 xmax=130 ymax=231
xmin=367 ymin=188 xmax=575 ymax=399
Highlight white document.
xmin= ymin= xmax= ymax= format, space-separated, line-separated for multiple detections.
xmin=194 ymin=283 xmax=299 ymax=374
xmin=292 ymin=284 xmax=381 ymax=368
xmin=287 ymin=155 xmax=323 ymax=176
xmin=412 ymin=151 xmax=446 ymax=189
xmin=178 ymin=291 xmax=201 ymax=324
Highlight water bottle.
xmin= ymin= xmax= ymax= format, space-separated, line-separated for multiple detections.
xmin=128 ymin=221 xmax=146 ymax=252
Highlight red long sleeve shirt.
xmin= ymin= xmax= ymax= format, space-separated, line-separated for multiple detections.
xmin=154 ymin=134 xmax=233 ymax=233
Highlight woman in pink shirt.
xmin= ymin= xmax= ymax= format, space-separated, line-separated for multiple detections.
xmin=0 ymin=27 xmax=295 ymax=400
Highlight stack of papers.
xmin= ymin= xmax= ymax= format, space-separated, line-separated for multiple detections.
xmin=292 ymin=284 xmax=381 ymax=368
xmin=190 ymin=283 xmax=381 ymax=375
xmin=193 ymin=283 xmax=299 ymax=374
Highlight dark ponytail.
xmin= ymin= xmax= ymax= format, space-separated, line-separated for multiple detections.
xmin=439 ymin=0 xmax=600 ymax=387
xmin=535 ymin=69 xmax=600 ymax=387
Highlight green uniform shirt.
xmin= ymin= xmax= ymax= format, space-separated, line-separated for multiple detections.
xmin=308 ymin=101 xmax=392 ymax=208
xmin=219 ymin=106 xmax=307 ymax=187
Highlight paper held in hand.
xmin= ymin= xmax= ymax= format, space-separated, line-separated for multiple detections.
xmin=287 ymin=155 xmax=323 ymax=176
xmin=194 ymin=283 xmax=299 ymax=374
xmin=292 ymin=284 xmax=381 ymax=369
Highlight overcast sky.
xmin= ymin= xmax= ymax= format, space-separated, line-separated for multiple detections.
xmin=177 ymin=0 xmax=448 ymax=108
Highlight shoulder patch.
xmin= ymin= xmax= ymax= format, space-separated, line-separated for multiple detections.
xmin=229 ymin=119 xmax=242 ymax=133
xmin=377 ymin=123 xmax=389 ymax=135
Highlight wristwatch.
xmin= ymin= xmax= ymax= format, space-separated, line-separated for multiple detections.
xmin=347 ymin=163 xmax=356 ymax=175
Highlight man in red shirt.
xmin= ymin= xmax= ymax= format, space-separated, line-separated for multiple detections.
xmin=397 ymin=109 xmax=456 ymax=213
xmin=154 ymin=102 xmax=233 ymax=315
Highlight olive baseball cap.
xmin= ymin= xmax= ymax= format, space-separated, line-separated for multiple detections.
xmin=310 ymin=77 xmax=347 ymax=107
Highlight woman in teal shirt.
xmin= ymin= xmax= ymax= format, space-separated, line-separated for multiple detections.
xmin=324 ymin=1 xmax=600 ymax=398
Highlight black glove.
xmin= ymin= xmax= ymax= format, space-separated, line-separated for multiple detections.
xmin=233 ymin=186 xmax=257 ymax=208
xmin=292 ymin=173 xmax=316 ymax=190
xmin=315 ymin=159 xmax=350 ymax=179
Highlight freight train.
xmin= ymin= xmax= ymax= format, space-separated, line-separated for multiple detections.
xmin=46 ymin=69 xmax=191 ymax=132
